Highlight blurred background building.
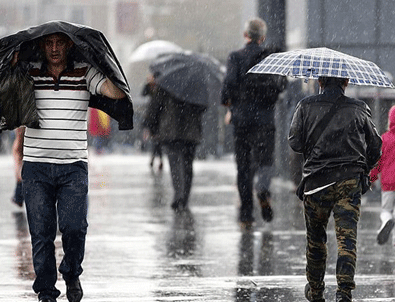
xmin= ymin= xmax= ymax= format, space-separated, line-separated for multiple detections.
xmin=0 ymin=0 xmax=394 ymax=182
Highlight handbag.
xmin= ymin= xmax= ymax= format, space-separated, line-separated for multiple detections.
xmin=296 ymin=95 xmax=343 ymax=200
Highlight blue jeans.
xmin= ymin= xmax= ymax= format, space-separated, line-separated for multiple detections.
xmin=22 ymin=161 xmax=89 ymax=300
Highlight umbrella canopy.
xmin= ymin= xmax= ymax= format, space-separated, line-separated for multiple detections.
xmin=129 ymin=40 xmax=183 ymax=63
xmin=249 ymin=47 xmax=394 ymax=88
xmin=149 ymin=51 xmax=226 ymax=108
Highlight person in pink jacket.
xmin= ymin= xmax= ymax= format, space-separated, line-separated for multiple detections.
xmin=370 ymin=105 xmax=395 ymax=245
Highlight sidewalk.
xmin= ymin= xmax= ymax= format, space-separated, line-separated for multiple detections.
xmin=0 ymin=153 xmax=393 ymax=302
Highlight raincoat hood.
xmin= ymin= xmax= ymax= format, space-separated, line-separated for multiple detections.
xmin=389 ymin=105 xmax=395 ymax=131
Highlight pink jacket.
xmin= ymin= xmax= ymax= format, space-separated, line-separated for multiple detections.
xmin=370 ymin=106 xmax=395 ymax=191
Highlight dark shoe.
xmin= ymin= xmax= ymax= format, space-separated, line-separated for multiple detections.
xmin=238 ymin=221 xmax=254 ymax=231
xmin=257 ymin=191 xmax=273 ymax=222
xmin=39 ymin=298 xmax=56 ymax=302
xmin=336 ymin=292 xmax=351 ymax=302
xmin=377 ymin=219 xmax=395 ymax=245
xmin=305 ymin=283 xmax=325 ymax=302
xmin=66 ymin=277 xmax=83 ymax=302
xmin=171 ymin=199 xmax=187 ymax=213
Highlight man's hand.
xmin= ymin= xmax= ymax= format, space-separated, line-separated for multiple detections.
xmin=100 ymin=78 xmax=127 ymax=99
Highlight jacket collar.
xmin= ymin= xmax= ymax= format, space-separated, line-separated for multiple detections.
xmin=322 ymin=84 xmax=345 ymax=100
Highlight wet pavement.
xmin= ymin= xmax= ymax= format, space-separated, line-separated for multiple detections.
xmin=0 ymin=152 xmax=395 ymax=301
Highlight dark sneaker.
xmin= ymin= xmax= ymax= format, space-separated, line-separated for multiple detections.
xmin=336 ymin=292 xmax=351 ymax=302
xmin=238 ymin=221 xmax=254 ymax=231
xmin=66 ymin=277 xmax=83 ymax=302
xmin=257 ymin=191 xmax=273 ymax=222
xmin=171 ymin=198 xmax=188 ymax=213
xmin=377 ymin=219 xmax=395 ymax=245
xmin=39 ymin=298 xmax=56 ymax=302
xmin=305 ymin=283 xmax=325 ymax=302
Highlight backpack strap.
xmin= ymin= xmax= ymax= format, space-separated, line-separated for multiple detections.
xmin=305 ymin=94 xmax=343 ymax=158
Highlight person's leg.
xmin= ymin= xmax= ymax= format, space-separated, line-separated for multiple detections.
xmin=22 ymin=161 xmax=61 ymax=300
xmin=165 ymin=142 xmax=186 ymax=209
xmin=253 ymin=126 xmax=275 ymax=221
xmin=181 ymin=142 xmax=197 ymax=207
xmin=56 ymin=161 xmax=89 ymax=281
xmin=377 ymin=191 xmax=395 ymax=244
xmin=56 ymin=161 xmax=88 ymax=302
xmin=332 ymin=178 xmax=361 ymax=302
xmin=234 ymin=129 xmax=254 ymax=223
xmin=304 ymin=188 xmax=334 ymax=301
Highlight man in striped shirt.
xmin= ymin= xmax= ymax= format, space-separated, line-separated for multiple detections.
xmin=14 ymin=33 xmax=126 ymax=302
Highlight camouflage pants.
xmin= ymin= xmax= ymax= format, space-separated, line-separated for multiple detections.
xmin=304 ymin=178 xmax=361 ymax=301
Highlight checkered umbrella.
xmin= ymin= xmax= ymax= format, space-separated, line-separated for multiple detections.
xmin=249 ymin=47 xmax=394 ymax=88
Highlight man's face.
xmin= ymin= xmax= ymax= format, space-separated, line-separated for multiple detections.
xmin=43 ymin=34 xmax=72 ymax=66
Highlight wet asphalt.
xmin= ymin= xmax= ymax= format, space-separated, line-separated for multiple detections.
xmin=0 ymin=152 xmax=394 ymax=302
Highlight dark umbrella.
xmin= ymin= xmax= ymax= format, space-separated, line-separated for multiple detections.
xmin=149 ymin=51 xmax=225 ymax=109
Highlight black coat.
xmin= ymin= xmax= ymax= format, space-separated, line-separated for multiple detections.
xmin=288 ymin=85 xmax=382 ymax=192
xmin=0 ymin=21 xmax=133 ymax=130
xmin=221 ymin=42 xmax=286 ymax=129
xmin=142 ymin=86 xmax=204 ymax=145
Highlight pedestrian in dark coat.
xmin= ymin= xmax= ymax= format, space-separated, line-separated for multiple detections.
xmin=221 ymin=17 xmax=286 ymax=229
xmin=143 ymin=84 xmax=204 ymax=211
xmin=288 ymin=76 xmax=382 ymax=302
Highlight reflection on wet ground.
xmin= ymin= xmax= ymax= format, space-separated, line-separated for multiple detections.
xmin=0 ymin=153 xmax=394 ymax=301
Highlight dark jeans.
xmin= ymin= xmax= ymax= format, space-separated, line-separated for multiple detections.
xmin=164 ymin=141 xmax=197 ymax=206
xmin=234 ymin=125 xmax=275 ymax=222
xmin=304 ymin=178 xmax=361 ymax=301
xmin=22 ymin=161 xmax=89 ymax=300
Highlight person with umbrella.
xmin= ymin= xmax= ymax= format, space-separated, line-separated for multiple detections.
xmin=221 ymin=17 xmax=287 ymax=229
xmin=288 ymin=76 xmax=382 ymax=302
xmin=145 ymin=51 xmax=224 ymax=211
xmin=142 ymin=71 xmax=205 ymax=211
xmin=5 ymin=22 xmax=132 ymax=302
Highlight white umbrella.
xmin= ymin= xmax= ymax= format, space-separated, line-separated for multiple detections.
xmin=249 ymin=47 xmax=394 ymax=88
xmin=128 ymin=40 xmax=183 ymax=63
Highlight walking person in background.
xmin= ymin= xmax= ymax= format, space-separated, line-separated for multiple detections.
xmin=142 ymin=80 xmax=204 ymax=212
xmin=12 ymin=32 xmax=127 ymax=302
xmin=370 ymin=105 xmax=395 ymax=245
xmin=221 ymin=17 xmax=286 ymax=229
xmin=289 ymin=76 xmax=382 ymax=302
xmin=141 ymin=74 xmax=163 ymax=171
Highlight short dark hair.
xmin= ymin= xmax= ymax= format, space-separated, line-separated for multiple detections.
xmin=318 ymin=76 xmax=348 ymax=88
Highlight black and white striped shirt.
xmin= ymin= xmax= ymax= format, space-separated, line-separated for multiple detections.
xmin=23 ymin=62 xmax=106 ymax=164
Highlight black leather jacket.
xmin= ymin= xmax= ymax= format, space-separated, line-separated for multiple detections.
xmin=288 ymin=85 xmax=382 ymax=191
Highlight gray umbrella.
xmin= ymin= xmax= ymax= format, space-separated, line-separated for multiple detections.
xmin=149 ymin=51 xmax=226 ymax=109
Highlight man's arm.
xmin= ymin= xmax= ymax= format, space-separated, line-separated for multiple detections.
xmin=100 ymin=78 xmax=126 ymax=99
xmin=12 ymin=127 xmax=25 ymax=182
xmin=221 ymin=52 xmax=239 ymax=107
xmin=288 ymin=102 xmax=305 ymax=154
